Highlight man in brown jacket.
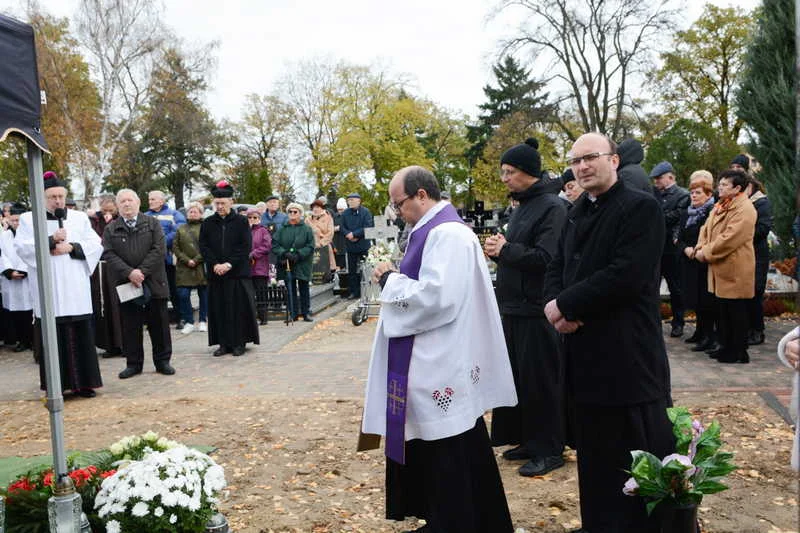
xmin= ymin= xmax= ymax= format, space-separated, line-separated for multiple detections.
xmin=695 ymin=169 xmax=756 ymax=364
xmin=102 ymin=189 xmax=175 ymax=379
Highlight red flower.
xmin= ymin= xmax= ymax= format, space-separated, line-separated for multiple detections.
xmin=100 ymin=469 xmax=117 ymax=479
xmin=86 ymin=465 xmax=98 ymax=475
xmin=8 ymin=478 xmax=35 ymax=493
xmin=42 ymin=471 xmax=54 ymax=487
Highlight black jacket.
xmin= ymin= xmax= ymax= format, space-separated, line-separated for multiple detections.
xmin=544 ymin=180 xmax=670 ymax=406
xmin=199 ymin=212 xmax=252 ymax=280
xmin=656 ymin=184 xmax=690 ymax=255
xmin=102 ymin=214 xmax=169 ymax=299
xmin=751 ymin=193 xmax=773 ymax=293
xmin=676 ymin=204 xmax=714 ymax=310
xmin=616 ymin=139 xmax=653 ymax=194
xmin=494 ymin=178 xmax=566 ymax=316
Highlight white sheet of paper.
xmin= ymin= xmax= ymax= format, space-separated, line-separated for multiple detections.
xmin=116 ymin=282 xmax=144 ymax=303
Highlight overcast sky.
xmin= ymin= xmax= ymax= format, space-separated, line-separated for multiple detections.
xmin=2 ymin=0 xmax=762 ymax=123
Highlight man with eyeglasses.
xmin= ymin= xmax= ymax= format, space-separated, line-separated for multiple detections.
xmin=361 ymin=165 xmax=517 ymax=533
xmin=544 ymin=133 xmax=673 ymax=533
xmin=649 ymin=161 xmax=690 ymax=338
xmin=340 ymin=192 xmax=373 ymax=300
xmin=483 ymin=138 xmax=568 ymax=479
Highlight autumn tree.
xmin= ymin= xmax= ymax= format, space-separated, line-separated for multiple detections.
xmin=654 ymin=5 xmax=753 ymax=142
xmin=495 ymin=0 xmax=679 ymax=139
xmin=736 ymin=0 xmax=796 ymax=253
xmin=76 ymin=0 xmax=165 ymax=197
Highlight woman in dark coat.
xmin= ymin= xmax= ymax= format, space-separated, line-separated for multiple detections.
xmin=744 ymin=178 xmax=773 ymax=345
xmin=247 ymin=207 xmax=272 ymax=324
xmin=677 ymin=171 xmax=717 ymax=352
xmin=272 ymin=202 xmax=315 ymax=322
xmin=199 ymin=181 xmax=259 ymax=357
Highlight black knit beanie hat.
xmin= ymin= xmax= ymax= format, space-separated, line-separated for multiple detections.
xmin=501 ymin=138 xmax=542 ymax=178
xmin=730 ymin=154 xmax=750 ymax=171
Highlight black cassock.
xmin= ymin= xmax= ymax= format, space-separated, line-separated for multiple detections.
xmin=35 ymin=315 xmax=102 ymax=392
xmin=200 ymin=212 xmax=259 ymax=349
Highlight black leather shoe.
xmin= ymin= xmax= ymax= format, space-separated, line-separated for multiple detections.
xmin=518 ymin=455 xmax=565 ymax=477
xmin=691 ymin=338 xmax=715 ymax=352
xmin=669 ymin=324 xmax=684 ymax=338
xmin=13 ymin=343 xmax=30 ymax=352
xmin=75 ymin=389 xmax=96 ymax=398
xmin=232 ymin=345 xmax=245 ymax=357
xmin=302 ymin=315 xmax=313 ymax=322
xmin=502 ymin=445 xmax=530 ymax=461
xmin=708 ymin=349 xmax=724 ymax=360
xmin=118 ymin=367 xmax=142 ymax=379
xmin=212 ymin=346 xmax=231 ymax=357
xmin=747 ymin=330 xmax=765 ymax=346
xmin=705 ymin=344 xmax=722 ymax=355
xmin=684 ymin=332 xmax=703 ymax=343
xmin=155 ymin=362 xmax=175 ymax=375
xmin=718 ymin=352 xmax=749 ymax=364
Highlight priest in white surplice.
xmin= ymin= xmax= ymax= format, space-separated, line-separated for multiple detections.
xmin=362 ymin=166 xmax=517 ymax=533
xmin=15 ymin=172 xmax=104 ymax=398
xmin=0 ymin=203 xmax=34 ymax=352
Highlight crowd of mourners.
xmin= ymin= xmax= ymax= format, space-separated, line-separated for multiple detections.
xmin=0 ymin=175 xmax=377 ymax=398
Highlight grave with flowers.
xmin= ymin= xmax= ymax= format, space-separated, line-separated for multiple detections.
xmin=0 ymin=431 xmax=228 ymax=533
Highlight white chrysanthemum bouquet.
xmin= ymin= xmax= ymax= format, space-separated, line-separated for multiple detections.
xmin=95 ymin=446 xmax=226 ymax=533
xmin=366 ymin=240 xmax=397 ymax=266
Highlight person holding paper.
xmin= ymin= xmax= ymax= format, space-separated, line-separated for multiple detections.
xmin=15 ymin=172 xmax=104 ymax=398
xmin=101 ymin=188 xmax=174 ymax=379
xmin=361 ymin=166 xmax=517 ymax=533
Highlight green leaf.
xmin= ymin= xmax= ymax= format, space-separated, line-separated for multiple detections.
xmin=694 ymin=480 xmax=729 ymax=494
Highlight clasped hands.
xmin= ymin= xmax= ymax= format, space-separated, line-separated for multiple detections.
xmin=544 ymin=299 xmax=583 ymax=334
xmin=483 ymin=233 xmax=506 ymax=258
xmin=51 ymin=228 xmax=73 ymax=256
xmin=213 ymin=263 xmax=232 ymax=276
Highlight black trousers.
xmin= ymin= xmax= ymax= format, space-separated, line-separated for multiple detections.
xmin=717 ymin=297 xmax=749 ymax=361
xmin=745 ymin=289 xmax=765 ymax=334
xmin=7 ymin=310 xmax=33 ymax=346
xmin=287 ymin=278 xmax=311 ymax=318
xmin=165 ymin=264 xmax=180 ymax=321
xmin=347 ymin=251 xmax=367 ymax=297
xmin=386 ymin=417 xmax=513 ymax=533
xmin=119 ymin=298 xmax=172 ymax=370
xmin=491 ymin=315 xmax=565 ymax=458
xmin=661 ymin=254 xmax=685 ymax=326
xmin=574 ymin=397 xmax=674 ymax=533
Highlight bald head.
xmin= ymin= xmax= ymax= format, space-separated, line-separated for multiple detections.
xmin=389 ymin=166 xmax=440 ymax=225
xmin=567 ymin=133 xmax=619 ymax=196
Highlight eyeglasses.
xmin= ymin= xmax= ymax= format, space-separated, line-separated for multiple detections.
xmin=247 ymin=215 xmax=260 ymax=219
xmin=288 ymin=209 xmax=300 ymax=214
xmin=391 ymin=195 xmax=412 ymax=213
xmin=566 ymin=152 xmax=615 ymax=166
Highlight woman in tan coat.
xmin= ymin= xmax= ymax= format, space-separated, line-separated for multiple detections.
xmin=694 ymin=169 xmax=756 ymax=364
xmin=307 ymin=199 xmax=336 ymax=277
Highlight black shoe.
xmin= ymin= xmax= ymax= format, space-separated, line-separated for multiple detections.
xmin=705 ymin=344 xmax=722 ymax=355
xmin=347 ymin=294 xmax=359 ymax=300
xmin=684 ymin=332 xmax=703 ymax=343
xmin=747 ymin=330 xmax=765 ymax=346
xmin=101 ymin=349 xmax=123 ymax=358
xmin=118 ymin=367 xmax=142 ymax=379
xmin=518 ymin=455 xmax=565 ymax=477
xmin=176 ymin=320 xmax=186 ymax=331
xmin=212 ymin=346 xmax=231 ymax=357
xmin=670 ymin=324 xmax=684 ymax=338
xmin=691 ymin=338 xmax=714 ymax=352
xmin=155 ymin=362 xmax=175 ymax=375
xmin=502 ymin=445 xmax=530 ymax=461
xmin=302 ymin=315 xmax=313 ymax=322
xmin=708 ymin=348 xmax=724 ymax=360
xmin=232 ymin=345 xmax=245 ymax=357
xmin=74 ymin=389 xmax=96 ymax=398
xmin=13 ymin=343 xmax=30 ymax=352
xmin=718 ymin=351 xmax=750 ymax=364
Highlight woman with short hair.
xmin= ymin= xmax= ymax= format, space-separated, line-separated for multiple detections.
xmin=694 ymin=169 xmax=757 ymax=364
xmin=247 ymin=208 xmax=272 ymax=325
xmin=272 ymin=202 xmax=315 ymax=322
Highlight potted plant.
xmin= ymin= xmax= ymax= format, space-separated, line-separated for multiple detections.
xmin=623 ymin=407 xmax=737 ymax=533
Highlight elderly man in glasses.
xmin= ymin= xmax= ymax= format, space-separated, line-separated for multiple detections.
xmin=543 ymin=133 xmax=674 ymax=533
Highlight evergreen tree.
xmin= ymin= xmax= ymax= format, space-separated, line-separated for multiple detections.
xmin=466 ymin=56 xmax=553 ymax=167
xmin=736 ymin=0 xmax=795 ymax=254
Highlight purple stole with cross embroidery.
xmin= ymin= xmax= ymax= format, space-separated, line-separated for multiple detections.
xmin=385 ymin=202 xmax=464 ymax=464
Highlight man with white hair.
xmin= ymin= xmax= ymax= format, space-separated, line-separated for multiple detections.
xmin=102 ymin=189 xmax=175 ymax=379
xmin=15 ymin=172 xmax=104 ymax=397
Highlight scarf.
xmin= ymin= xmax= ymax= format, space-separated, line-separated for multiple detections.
xmin=713 ymin=192 xmax=741 ymax=215
xmin=685 ymin=197 xmax=715 ymax=227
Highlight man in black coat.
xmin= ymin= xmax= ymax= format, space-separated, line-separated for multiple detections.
xmin=650 ymin=161 xmax=690 ymax=337
xmin=544 ymin=133 xmax=673 ymax=533
xmin=340 ymin=193 xmax=374 ymax=299
xmin=616 ymin=139 xmax=653 ymax=194
xmin=484 ymin=138 xmax=567 ymax=477
xmin=200 ymin=181 xmax=259 ymax=357
xmin=102 ymin=189 xmax=174 ymax=379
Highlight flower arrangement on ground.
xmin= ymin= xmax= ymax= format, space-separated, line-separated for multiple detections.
xmin=1 ymin=463 xmax=115 ymax=533
xmin=624 ymin=406 xmax=737 ymax=515
xmin=95 ymin=446 xmax=226 ymax=533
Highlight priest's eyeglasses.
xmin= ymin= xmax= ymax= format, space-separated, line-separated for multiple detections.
xmin=566 ymin=152 xmax=615 ymax=166
xmin=391 ymin=195 xmax=411 ymax=213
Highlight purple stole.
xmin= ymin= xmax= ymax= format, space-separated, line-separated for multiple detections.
xmin=385 ymin=203 xmax=463 ymax=464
